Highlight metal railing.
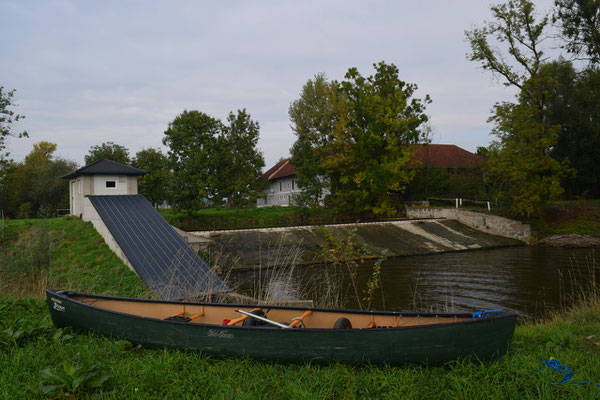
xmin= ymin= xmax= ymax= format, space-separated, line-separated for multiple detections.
xmin=54 ymin=209 xmax=70 ymax=218
xmin=427 ymin=197 xmax=491 ymax=211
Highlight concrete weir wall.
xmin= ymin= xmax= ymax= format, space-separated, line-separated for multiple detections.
xmin=405 ymin=207 xmax=531 ymax=242
xmin=192 ymin=219 xmax=523 ymax=269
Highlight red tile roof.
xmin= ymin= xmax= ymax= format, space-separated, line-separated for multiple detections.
xmin=411 ymin=144 xmax=482 ymax=168
xmin=262 ymin=145 xmax=482 ymax=181
xmin=262 ymin=158 xmax=295 ymax=180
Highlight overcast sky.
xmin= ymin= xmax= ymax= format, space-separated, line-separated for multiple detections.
xmin=2 ymin=0 xmax=557 ymax=169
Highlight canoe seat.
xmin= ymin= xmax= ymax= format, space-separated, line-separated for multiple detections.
xmin=333 ymin=317 xmax=352 ymax=329
xmin=163 ymin=310 xmax=204 ymax=323
xmin=164 ymin=315 xmax=191 ymax=323
xmin=242 ymin=310 xmax=267 ymax=327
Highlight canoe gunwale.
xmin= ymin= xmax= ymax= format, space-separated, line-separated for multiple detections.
xmin=46 ymin=289 xmax=517 ymax=333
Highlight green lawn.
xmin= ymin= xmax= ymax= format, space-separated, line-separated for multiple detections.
xmin=1 ymin=217 xmax=599 ymax=398
xmin=160 ymin=206 xmax=343 ymax=231
xmin=1 ymin=296 xmax=599 ymax=399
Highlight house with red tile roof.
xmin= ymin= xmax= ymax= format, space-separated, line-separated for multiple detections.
xmin=256 ymin=159 xmax=300 ymax=207
xmin=257 ymin=144 xmax=482 ymax=206
xmin=411 ymin=144 xmax=482 ymax=169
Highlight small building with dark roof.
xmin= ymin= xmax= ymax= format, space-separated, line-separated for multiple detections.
xmin=62 ymin=158 xmax=145 ymax=217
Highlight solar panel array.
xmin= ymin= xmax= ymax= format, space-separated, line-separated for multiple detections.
xmin=88 ymin=195 xmax=229 ymax=300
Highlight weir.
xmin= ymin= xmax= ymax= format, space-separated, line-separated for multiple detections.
xmin=192 ymin=218 xmax=524 ymax=269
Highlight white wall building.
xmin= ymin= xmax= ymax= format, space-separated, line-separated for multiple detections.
xmin=62 ymin=159 xmax=146 ymax=219
xmin=256 ymin=159 xmax=302 ymax=207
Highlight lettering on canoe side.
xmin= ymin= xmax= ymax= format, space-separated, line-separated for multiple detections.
xmin=50 ymin=297 xmax=62 ymax=304
xmin=208 ymin=329 xmax=233 ymax=339
xmin=53 ymin=302 xmax=65 ymax=312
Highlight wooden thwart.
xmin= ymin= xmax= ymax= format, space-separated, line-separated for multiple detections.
xmin=288 ymin=310 xmax=312 ymax=328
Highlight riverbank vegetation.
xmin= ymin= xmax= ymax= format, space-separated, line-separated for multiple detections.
xmin=1 ymin=287 xmax=599 ymax=398
xmin=2 ymin=217 xmax=599 ymax=398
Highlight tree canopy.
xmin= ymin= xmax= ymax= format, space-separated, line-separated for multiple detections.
xmin=213 ymin=109 xmax=266 ymax=211
xmin=84 ymin=142 xmax=131 ymax=165
xmin=466 ymin=0 xmax=574 ymax=217
xmin=0 ymin=86 xmax=28 ymax=184
xmin=554 ymin=0 xmax=600 ymax=62
xmin=132 ymin=148 xmax=171 ymax=208
xmin=0 ymin=141 xmax=77 ymax=218
xmin=289 ymin=62 xmax=431 ymax=215
xmin=162 ymin=109 xmax=265 ymax=213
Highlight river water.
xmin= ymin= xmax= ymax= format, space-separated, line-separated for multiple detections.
xmin=232 ymin=246 xmax=599 ymax=318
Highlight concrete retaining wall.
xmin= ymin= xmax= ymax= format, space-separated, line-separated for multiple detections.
xmin=192 ymin=219 xmax=523 ymax=269
xmin=405 ymin=207 xmax=531 ymax=242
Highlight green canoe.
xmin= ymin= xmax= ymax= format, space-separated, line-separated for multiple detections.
xmin=46 ymin=289 xmax=516 ymax=365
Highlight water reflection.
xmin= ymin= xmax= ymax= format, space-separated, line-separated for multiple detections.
xmin=231 ymin=246 xmax=599 ymax=317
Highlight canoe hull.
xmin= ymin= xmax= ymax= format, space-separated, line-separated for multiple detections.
xmin=47 ymin=290 xmax=516 ymax=365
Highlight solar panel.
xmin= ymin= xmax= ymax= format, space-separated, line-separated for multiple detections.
xmin=88 ymin=195 xmax=229 ymax=299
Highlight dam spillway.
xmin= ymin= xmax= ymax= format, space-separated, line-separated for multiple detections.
xmin=192 ymin=219 xmax=523 ymax=269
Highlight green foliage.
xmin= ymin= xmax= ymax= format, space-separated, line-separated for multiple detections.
xmin=407 ymin=167 xmax=489 ymax=200
xmin=0 ymin=86 xmax=28 ymax=164
xmin=132 ymin=147 xmax=171 ymax=208
xmin=163 ymin=110 xmax=222 ymax=212
xmin=543 ymin=62 xmax=600 ymax=197
xmin=363 ymin=249 xmax=387 ymax=309
xmin=163 ymin=109 xmax=266 ymax=214
xmin=0 ymin=220 xmax=58 ymax=297
xmin=466 ymin=0 xmax=574 ymax=217
xmin=554 ymin=0 xmax=600 ymax=63
xmin=214 ymin=109 xmax=266 ymax=211
xmin=317 ymin=225 xmax=372 ymax=309
xmin=1 ymin=217 xmax=152 ymax=299
xmin=0 ymin=141 xmax=77 ymax=218
xmin=84 ymin=141 xmax=131 ymax=165
xmin=161 ymin=205 xmax=345 ymax=231
xmin=289 ymin=73 xmax=339 ymax=207
xmin=289 ymin=62 xmax=431 ymax=215
xmin=39 ymin=354 xmax=111 ymax=397
xmin=1 ymin=295 xmax=600 ymax=399
xmin=486 ymin=101 xmax=574 ymax=217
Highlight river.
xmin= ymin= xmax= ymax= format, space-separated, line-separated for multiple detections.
xmin=231 ymin=246 xmax=599 ymax=318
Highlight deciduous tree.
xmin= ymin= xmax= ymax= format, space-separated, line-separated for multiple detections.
xmin=466 ymin=0 xmax=573 ymax=216
xmin=84 ymin=142 xmax=131 ymax=165
xmin=554 ymin=0 xmax=600 ymax=62
xmin=2 ymin=141 xmax=77 ymax=217
xmin=289 ymin=62 xmax=431 ymax=215
xmin=289 ymin=74 xmax=339 ymax=207
xmin=214 ymin=109 xmax=266 ymax=212
xmin=162 ymin=111 xmax=223 ymax=212
xmin=0 ymin=86 xmax=28 ymax=185
xmin=133 ymin=148 xmax=171 ymax=208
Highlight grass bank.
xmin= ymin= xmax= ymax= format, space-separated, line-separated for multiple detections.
xmin=1 ymin=297 xmax=598 ymax=399
xmin=1 ymin=217 xmax=599 ymax=398
xmin=0 ymin=217 xmax=151 ymax=299
xmin=533 ymin=200 xmax=600 ymax=238
xmin=159 ymin=206 xmax=403 ymax=231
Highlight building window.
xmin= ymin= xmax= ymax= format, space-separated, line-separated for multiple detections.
xmin=292 ymin=179 xmax=294 ymax=190
xmin=106 ymin=181 xmax=116 ymax=188
xmin=279 ymin=182 xmax=282 ymax=191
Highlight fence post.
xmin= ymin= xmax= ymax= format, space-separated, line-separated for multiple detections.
xmin=487 ymin=201 xmax=491 ymax=212
xmin=455 ymin=198 xmax=459 ymax=209
xmin=459 ymin=198 xmax=463 ymax=207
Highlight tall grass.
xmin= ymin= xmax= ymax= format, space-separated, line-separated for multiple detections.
xmin=0 ymin=217 xmax=151 ymax=300
xmin=0 ymin=220 xmax=57 ymax=298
